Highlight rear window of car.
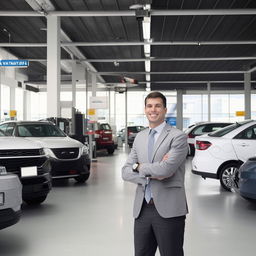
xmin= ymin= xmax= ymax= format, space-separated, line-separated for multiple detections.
xmin=100 ymin=124 xmax=111 ymax=130
xmin=192 ymin=123 xmax=232 ymax=135
xmin=208 ymin=120 xmax=253 ymax=137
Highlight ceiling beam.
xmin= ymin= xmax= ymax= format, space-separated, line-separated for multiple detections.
xmin=1 ymin=41 xmax=256 ymax=47
xmin=139 ymin=80 xmax=256 ymax=84
xmin=75 ymin=57 xmax=256 ymax=62
xmin=151 ymin=9 xmax=256 ymax=16
xmin=97 ymin=71 xmax=245 ymax=75
xmin=21 ymin=57 xmax=256 ymax=62
xmin=24 ymin=80 xmax=256 ymax=85
xmin=0 ymin=9 xmax=256 ymax=17
xmin=248 ymin=66 xmax=256 ymax=73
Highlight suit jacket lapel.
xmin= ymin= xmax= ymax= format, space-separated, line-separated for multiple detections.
xmin=152 ymin=123 xmax=171 ymax=161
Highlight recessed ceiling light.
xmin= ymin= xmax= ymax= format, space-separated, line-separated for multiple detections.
xmin=129 ymin=4 xmax=143 ymax=10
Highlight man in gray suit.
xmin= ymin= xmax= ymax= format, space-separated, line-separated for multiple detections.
xmin=122 ymin=91 xmax=188 ymax=256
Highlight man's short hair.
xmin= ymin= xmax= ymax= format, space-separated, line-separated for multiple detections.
xmin=144 ymin=91 xmax=166 ymax=108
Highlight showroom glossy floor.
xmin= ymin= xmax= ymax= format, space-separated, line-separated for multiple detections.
xmin=1 ymin=147 xmax=256 ymax=256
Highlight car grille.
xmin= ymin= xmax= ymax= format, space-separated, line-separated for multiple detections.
xmin=0 ymin=157 xmax=47 ymax=173
xmin=51 ymin=148 xmax=79 ymax=159
xmin=0 ymin=149 xmax=42 ymax=157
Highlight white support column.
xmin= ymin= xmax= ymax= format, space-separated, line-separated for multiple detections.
xmin=23 ymin=89 xmax=27 ymax=120
xmin=0 ymin=75 xmax=1 ymax=121
xmin=114 ymin=92 xmax=116 ymax=126
xmin=91 ymin=73 xmax=97 ymax=97
xmin=71 ymin=61 xmax=77 ymax=109
xmin=244 ymin=72 xmax=251 ymax=119
xmin=207 ymin=82 xmax=211 ymax=122
xmin=10 ymin=86 xmax=15 ymax=111
xmin=88 ymin=72 xmax=97 ymax=121
xmin=47 ymin=16 xmax=61 ymax=117
xmin=85 ymin=69 xmax=89 ymax=121
xmin=125 ymin=91 xmax=128 ymax=148
xmin=24 ymin=90 xmax=31 ymax=120
xmin=108 ymin=89 xmax=111 ymax=123
xmin=176 ymin=89 xmax=183 ymax=130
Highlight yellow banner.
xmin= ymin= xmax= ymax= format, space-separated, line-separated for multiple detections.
xmin=88 ymin=108 xmax=96 ymax=115
xmin=9 ymin=110 xmax=17 ymax=117
xmin=236 ymin=111 xmax=245 ymax=116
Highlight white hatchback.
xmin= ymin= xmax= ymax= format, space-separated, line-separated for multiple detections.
xmin=192 ymin=120 xmax=256 ymax=191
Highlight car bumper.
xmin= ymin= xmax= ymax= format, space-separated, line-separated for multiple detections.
xmin=192 ymin=153 xmax=224 ymax=179
xmin=0 ymin=208 xmax=21 ymax=230
xmin=50 ymin=155 xmax=90 ymax=179
xmin=96 ymin=141 xmax=114 ymax=150
xmin=22 ymin=172 xmax=52 ymax=200
xmin=0 ymin=174 xmax=22 ymax=230
xmin=239 ymin=172 xmax=256 ymax=199
xmin=192 ymin=170 xmax=218 ymax=179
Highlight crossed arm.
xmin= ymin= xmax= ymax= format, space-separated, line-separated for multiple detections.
xmin=122 ymin=133 xmax=188 ymax=185
xmin=135 ymin=154 xmax=170 ymax=180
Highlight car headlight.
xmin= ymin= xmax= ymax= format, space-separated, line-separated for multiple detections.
xmin=0 ymin=166 xmax=7 ymax=175
xmin=43 ymin=148 xmax=56 ymax=158
xmin=81 ymin=145 xmax=89 ymax=155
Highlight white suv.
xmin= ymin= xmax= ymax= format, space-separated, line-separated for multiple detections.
xmin=192 ymin=120 xmax=256 ymax=191
xmin=0 ymin=121 xmax=91 ymax=183
xmin=0 ymin=137 xmax=51 ymax=204
xmin=0 ymin=170 xmax=22 ymax=230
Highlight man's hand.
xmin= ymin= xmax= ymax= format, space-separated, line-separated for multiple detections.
xmin=162 ymin=153 xmax=169 ymax=161
xmin=150 ymin=153 xmax=172 ymax=180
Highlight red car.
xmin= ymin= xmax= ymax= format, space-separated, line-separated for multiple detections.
xmin=88 ymin=122 xmax=115 ymax=155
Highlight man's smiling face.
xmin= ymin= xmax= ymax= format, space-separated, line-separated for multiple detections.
xmin=145 ymin=97 xmax=167 ymax=128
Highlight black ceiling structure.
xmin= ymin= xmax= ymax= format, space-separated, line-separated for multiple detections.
xmin=0 ymin=0 xmax=256 ymax=91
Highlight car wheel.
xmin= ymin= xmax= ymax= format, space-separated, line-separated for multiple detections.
xmin=74 ymin=173 xmax=90 ymax=183
xmin=24 ymin=195 xmax=47 ymax=205
xmin=219 ymin=162 xmax=241 ymax=191
xmin=107 ymin=147 xmax=115 ymax=155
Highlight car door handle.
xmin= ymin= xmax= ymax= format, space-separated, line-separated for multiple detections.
xmin=239 ymin=143 xmax=249 ymax=147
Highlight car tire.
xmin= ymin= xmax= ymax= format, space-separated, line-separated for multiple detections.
xmin=74 ymin=173 xmax=90 ymax=183
xmin=219 ymin=162 xmax=241 ymax=192
xmin=24 ymin=195 xmax=47 ymax=205
xmin=107 ymin=147 xmax=115 ymax=155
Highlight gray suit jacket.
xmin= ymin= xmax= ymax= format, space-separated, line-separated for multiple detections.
xmin=122 ymin=123 xmax=188 ymax=218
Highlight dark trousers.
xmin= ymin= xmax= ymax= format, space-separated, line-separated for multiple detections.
xmin=134 ymin=200 xmax=185 ymax=256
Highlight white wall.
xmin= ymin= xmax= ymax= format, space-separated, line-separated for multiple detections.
xmin=0 ymin=48 xmax=29 ymax=121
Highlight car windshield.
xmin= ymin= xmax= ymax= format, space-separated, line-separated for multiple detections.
xmin=208 ymin=120 xmax=253 ymax=137
xmin=129 ymin=126 xmax=144 ymax=132
xmin=17 ymin=124 xmax=66 ymax=137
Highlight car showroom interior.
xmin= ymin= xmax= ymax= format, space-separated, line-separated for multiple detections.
xmin=0 ymin=1 xmax=256 ymax=256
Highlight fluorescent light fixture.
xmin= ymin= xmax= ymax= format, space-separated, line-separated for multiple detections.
xmin=146 ymin=87 xmax=151 ymax=92
xmin=145 ymin=60 xmax=151 ymax=72
xmin=144 ymin=44 xmax=151 ymax=57
xmin=129 ymin=4 xmax=143 ymax=9
xmin=144 ymin=4 xmax=151 ymax=10
xmin=142 ymin=17 xmax=151 ymax=40
xmin=146 ymin=74 xmax=150 ymax=81
xmin=146 ymin=82 xmax=150 ymax=88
